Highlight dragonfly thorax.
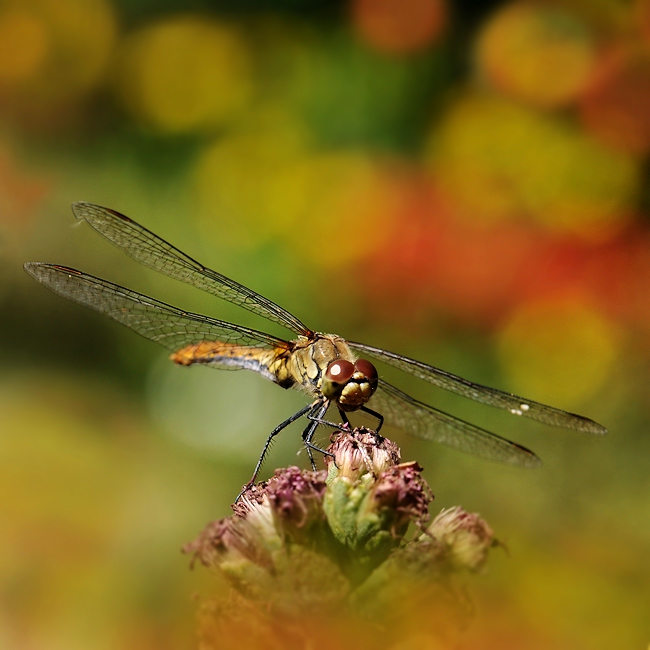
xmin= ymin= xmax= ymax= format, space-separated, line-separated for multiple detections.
xmin=287 ymin=334 xmax=378 ymax=410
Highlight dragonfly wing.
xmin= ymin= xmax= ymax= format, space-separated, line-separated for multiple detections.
xmin=24 ymin=263 xmax=288 ymax=357
xmin=71 ymin=202 xmax=313 ymax=337
xmin=348 ymin=341 xmax=607 ymax=435
xmin=369 ymin=380 xmax=541 ymax=468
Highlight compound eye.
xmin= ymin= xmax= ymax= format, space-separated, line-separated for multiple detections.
xmin=325 ymin=359 xmax=355 ymax=384
xmin=354 ymin=359 xmax=378 ymax=384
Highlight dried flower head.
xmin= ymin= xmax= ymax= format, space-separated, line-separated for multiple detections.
xmin=264 ymin=466 xmax=328 ymax=544
xmin=326 ymin=427 xmax=401 ymax=480
xmin=427 ymin=506 xmax=496 ymax=572
xmin=369 ymin=461 xmax=433 ymax=533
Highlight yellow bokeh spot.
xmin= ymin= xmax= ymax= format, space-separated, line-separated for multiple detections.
xmin=116 ymin=16 xmax=253 ymax=133
xmin=477 ymin=4 xmax=595 ymax=109
xmin=0 ymin=9 xmax=48 ymax=83
xmin=496 ymin=299 xmax=618 ymax=406
xmin=194 ymin=118 xmax=397 ymax=267
xmin=194 ymin=112 xmax=311 ymax=246
xmin=430 ymin=94 xmax=638 ymax=236
xmin=0 ymin=0 xmax=116 ymax=103
xmin=279 ymin=151 xmax=399 ymax=267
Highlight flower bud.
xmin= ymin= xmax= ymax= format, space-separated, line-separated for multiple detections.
xmin=326 ymin=427 xmax=401 ymax=481
xmin=426 ymin=506 xmax=495 ymax=572
xmin=184 ymin=484 xmax=286 ymax=590
xmin=264 ymin=466 xmax=328 ymax=544
xmin=368 ymin=461 xmax=432 ymax=535
xmin=324 ymin=429 xmax=433 ymax=568
xmin=234 ymin=487 xmax=283 ymax=552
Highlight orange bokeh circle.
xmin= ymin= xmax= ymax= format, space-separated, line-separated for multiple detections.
xmin=352 ymin=0 xmax=446 ymax=55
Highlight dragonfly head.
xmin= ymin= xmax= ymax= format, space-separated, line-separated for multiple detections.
xmin=322 ymin=358 xmax=378 ymax=411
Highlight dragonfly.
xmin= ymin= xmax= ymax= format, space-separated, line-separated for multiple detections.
xmin=25 ymin=203 xmax=607 ymax=494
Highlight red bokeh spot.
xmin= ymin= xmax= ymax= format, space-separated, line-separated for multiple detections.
xmin=356 ymin=178 xmax=650 ymax=335
xmin=358 ymin=182 xmax=540 ymax=327
xmin=352 ymin=0 xmax=446 ymax=55
xmin=580 ymin=50 xmax=650 ymax=155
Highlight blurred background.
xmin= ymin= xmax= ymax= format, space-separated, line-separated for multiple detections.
xmin=0 ymin=0 xmax=649 ymax=647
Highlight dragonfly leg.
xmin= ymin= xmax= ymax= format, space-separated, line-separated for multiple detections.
xmin=306 ymin=403 xmax=351 ymax=431
xmin=307 ymin=417 xmax=342 ymax=429
xmin=235 ymin=401 xmax=315 ymax=503
xmin=337 ymin=408 xmax=351 ymax=428
xmin=301 ymin=400 xmax=334 ymax=470
xmin=307 ymin=408 xmax=346 ymax=430
xmin=304 ymin=439 xmax=336 ymax=462
xmin=359 ymin=405 xmax=384 ymax=433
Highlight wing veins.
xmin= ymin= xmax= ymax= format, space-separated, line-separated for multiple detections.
xmin=24 ymin=263 xmax=288 ymax=352
xmin=71 ymin=202 xmax=313 ymax=337
xmin=372 ymin=380 xmax=541 ymax=467
xmin=349 ymin=341 xmax=606 ymax=435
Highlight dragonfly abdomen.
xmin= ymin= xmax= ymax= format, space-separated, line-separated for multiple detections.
xmin=170 ymin=341 xmax=292 ymax=385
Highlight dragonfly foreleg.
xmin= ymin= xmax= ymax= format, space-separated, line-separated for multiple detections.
xmin=337 ymin=408 xmax=350 ymax=427
xmin=307 ymin=408 xmax=348 ymax=431
xmin=301 ymin=400 xmax=334 ymax=470
xmin=235 ymin=401 xmax=315 ymax=503
xmin=359 ymin=405 xmax=384 ymax=433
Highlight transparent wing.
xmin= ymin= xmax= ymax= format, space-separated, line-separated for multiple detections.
xmin=349 ymin=341 xmax=607 ymax=435
xmin=24 ymin=263 xmax=288 ymax=352
xmin=71 ymin=202 xmax=313 ymax=337
xmin=370 ymin=380 xmax=541 ymax=468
